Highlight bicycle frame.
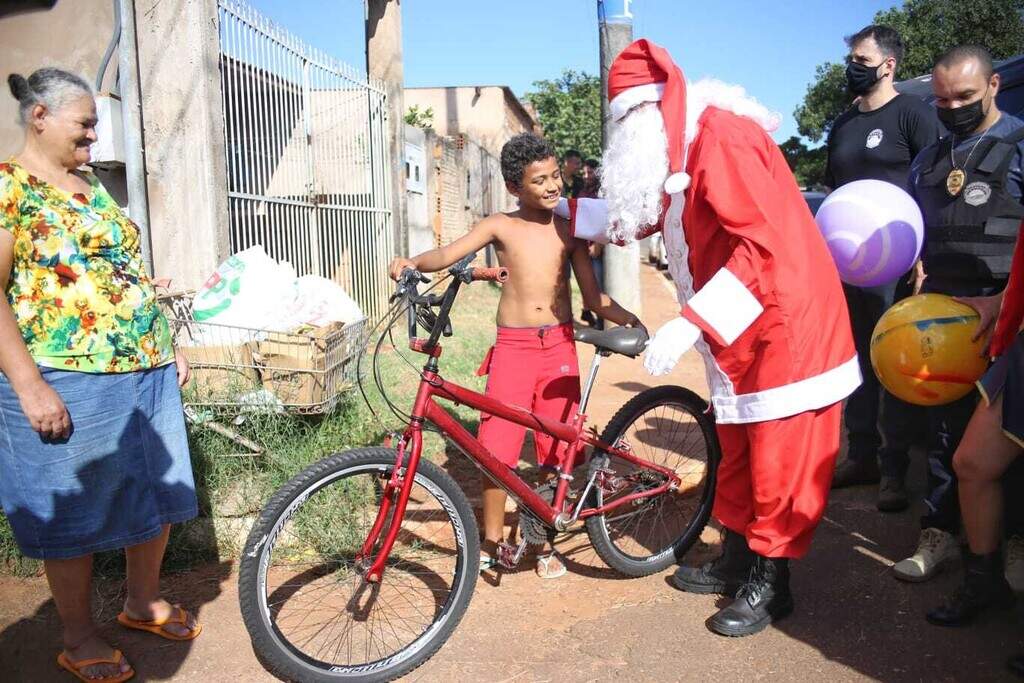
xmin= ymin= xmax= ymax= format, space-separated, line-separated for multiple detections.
xmin=360 ymin=339 xmax=682 ymax=582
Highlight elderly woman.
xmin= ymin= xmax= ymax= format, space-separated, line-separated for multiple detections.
xmin=1 ymin=69 xmax=200 ymax=682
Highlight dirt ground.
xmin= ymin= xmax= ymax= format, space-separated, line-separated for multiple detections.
xmin=1 ymin=262 xmax=1021 ymax=682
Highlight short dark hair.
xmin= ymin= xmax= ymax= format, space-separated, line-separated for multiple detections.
xmin=501 ymin=133 xmax=556 ymax=186
xmin=936 ymin=45 xmax=995 ymax=79
xmin=584 ymin=158 xmax=600 ymax=169
xmin=563 ymin=149 xmax=582 ymax=161
xmin=845 ymin=24 xmax=905 ymax=64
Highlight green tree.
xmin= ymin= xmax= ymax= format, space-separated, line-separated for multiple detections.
xmin=779 ymin=136 xmax=829 ymax=189
xmin=524 ymin=70 xmax=602 ymax=160
xmin=795 ymin=0 xmax=1024 ymax=142
xmin=404 ymin=105 xmax=434 ymax=129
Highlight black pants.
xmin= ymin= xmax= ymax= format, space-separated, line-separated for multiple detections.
xmin=843 ymin=281 xmax=923 ymax=477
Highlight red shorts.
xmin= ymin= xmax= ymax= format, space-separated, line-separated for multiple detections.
xmin=476 ymin=323 xmax=581 ymax=468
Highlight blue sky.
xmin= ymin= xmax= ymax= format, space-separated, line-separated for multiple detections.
xmin=246 ymin=0 xmax=904 ymax=144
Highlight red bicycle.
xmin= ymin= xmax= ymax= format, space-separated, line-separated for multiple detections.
xmin=239 ymin=257 xmax=720 ymax=682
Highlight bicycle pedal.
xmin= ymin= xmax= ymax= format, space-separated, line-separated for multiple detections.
xmin=496 ymin=540 xmax=527 ymax=569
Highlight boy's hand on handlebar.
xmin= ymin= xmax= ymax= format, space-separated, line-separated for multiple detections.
xmin=389 ymin=257 xmax=417 ymax=281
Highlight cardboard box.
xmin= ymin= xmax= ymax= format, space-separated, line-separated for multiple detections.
xmin=255 ymin=323 xmax=346 ymax=408
xmin=182 ymin=344 xmax=260 ymax=398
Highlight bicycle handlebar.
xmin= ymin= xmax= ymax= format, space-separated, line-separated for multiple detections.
xmin=469 ymin=266 xmax=509 ymax=283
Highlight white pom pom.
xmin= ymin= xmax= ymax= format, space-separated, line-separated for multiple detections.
xmin=664 ymin=172 xmax=690 ymax=194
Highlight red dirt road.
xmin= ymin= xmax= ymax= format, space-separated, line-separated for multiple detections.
xmin=1 ymin=262 xmax=1020 ymax=681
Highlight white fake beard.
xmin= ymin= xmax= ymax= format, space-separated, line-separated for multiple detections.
xmin=600 ymin=103 xmax=669 ymax=244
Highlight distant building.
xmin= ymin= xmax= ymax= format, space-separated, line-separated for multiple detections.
xmin=404 ymin=85 xmax=541 ymax=158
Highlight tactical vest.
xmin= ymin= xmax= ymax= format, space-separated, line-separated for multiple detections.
xmin=915 ymin=127 xmax=1024 ymax=286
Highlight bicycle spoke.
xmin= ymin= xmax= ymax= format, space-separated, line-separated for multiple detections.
xmin=257 ymin=465 xmax=465 ymax=671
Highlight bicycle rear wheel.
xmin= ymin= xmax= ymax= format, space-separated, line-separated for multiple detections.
xmin=238 ymin=447 xmax=479 ymax=682
xmin=585 ymin=385 xmax=720 ymax=576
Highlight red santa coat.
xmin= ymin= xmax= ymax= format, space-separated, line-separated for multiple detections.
xmin=572 ymin=106 xmax=860 ymax=423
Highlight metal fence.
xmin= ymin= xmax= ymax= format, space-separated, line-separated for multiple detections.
xmin=217 ymin=0 xmax=393 ymax=322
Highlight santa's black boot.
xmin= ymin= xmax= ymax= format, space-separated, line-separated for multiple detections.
xmin=706 ymin=555 xmax=794 ymax=637
xmin=672 ymin=528 xmax=754 ymax=596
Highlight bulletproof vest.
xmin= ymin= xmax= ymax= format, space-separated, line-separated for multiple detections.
xmin=915 ymin=127 xmax=1024 ymax=286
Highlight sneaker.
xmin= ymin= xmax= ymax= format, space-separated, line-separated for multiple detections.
xmin=893 ymin=528 xmax=959 ymax=582
xmin=1006 ymin=536 xmax=1024 ymax=592
xmin=877 ymin=475 xmax=909 ymax=512
xmin=831 ymin=456 xmax=880 ymax=489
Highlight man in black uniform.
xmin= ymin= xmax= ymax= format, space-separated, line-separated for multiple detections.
xmin=901 ymin=45 xmax=1024 ymax=585
xmin=561 ymin=149 xmax=584 ymax=199
xmin=826 ymin=25 xmax=941 ymax=511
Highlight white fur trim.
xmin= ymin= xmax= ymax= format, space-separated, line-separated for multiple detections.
xmin=711 ymin=356 xmax=862 ymax=424
xmin=664 ymin=172 xmax=690 ymax=194
xmin=687 ymin=268 xmax=764 ymax=344
xmin=684 ymin=78 xmax=781 ymax=143
xmin=572 ymin=198 xmax=610 ymax=244
xmin=610 ymin=83 xmax=665 ymax=122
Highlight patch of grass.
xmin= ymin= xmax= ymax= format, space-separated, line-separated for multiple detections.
xmin=0 ymin=280 xmax=503 ymax=577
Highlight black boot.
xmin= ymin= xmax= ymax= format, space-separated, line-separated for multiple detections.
xmin=706 ymin=555 xmax=794 ymax=637
xmin=1008 ymin=653 xmax=1024 ymax=678
xmin=926 ymin=551 xmax=1015 ymax=627
xmin=672 ymin=529 xmax=754 ymax=596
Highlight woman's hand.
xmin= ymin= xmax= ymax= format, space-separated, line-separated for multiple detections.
xmin=954 ymin=293 xmax=1004 ymax=343
xmin=174 ymin=348 xmax=191 ymax=388
xmin=16 ymin=376 xmax=71 ymax=440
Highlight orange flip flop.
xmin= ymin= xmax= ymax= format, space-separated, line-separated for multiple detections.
xmin=117 ymin=605 xmax=202 ymax=641
xmin=57 ymin=649 xmax=135 ymax=682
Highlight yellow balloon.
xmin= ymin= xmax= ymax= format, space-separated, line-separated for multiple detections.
xmin=870 ymin=294 xmax=989 ymax=406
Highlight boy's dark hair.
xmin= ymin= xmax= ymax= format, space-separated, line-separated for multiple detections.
xmin=501 ymin=133 xmax=557 ymax=187
xmin=845 ymin=24 xmax=904 ymax=64
xmin=584 ymin=158 xmax=600 ymax=169
xmin=563 ymin=149 xmax=583 ymax=161
xmin=936 ymin=45 xmax=995 ymax=79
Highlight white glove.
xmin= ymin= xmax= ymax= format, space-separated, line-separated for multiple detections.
xmin=553 ymin=197 xmax=570 ymax=219
xmin=643 ymin=317 xmax=701 ymax=376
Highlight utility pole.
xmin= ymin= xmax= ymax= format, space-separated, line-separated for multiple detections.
xmin=366 ymin=0 xmax=407 ymax=258
xmin=598 ymin=0 xmax=641 ymax=317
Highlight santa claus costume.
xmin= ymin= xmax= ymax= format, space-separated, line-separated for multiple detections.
xmin=561 ymin=40 xmax=860 ymax=636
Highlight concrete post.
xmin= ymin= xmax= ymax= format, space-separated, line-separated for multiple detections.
xmin=366 ymin=0 xmax=407 ymax=258
xmin=599 ymin=1 xmax=641 ymax=318
xmin=135 ymin=0 xmax=231 ymax=289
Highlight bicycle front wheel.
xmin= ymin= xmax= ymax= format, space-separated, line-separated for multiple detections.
xmin=585 ymin=385 xmax=720 ymax=576
xmin=238 ymin=447 xmax=479 ymax=682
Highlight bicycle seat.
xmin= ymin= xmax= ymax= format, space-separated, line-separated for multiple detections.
xmin=573 ymin=325 xmax=649 ymax=358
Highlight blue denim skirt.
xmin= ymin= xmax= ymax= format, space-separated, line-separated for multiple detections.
xmin=0 ymin=364 xmax=197 ymax=559
xmin=978 ymin=332 xmax=1024 ymax=448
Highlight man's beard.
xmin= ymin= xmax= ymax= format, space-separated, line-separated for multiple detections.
xmin=600 ymin=103 xmax=669 ymax=244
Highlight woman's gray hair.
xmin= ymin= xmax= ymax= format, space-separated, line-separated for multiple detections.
xmin=7 ymin=68 xmax=93 ymax=126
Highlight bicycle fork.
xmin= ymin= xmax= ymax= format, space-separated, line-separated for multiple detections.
xmin=357 ymin=422 xmax=425 ymax=583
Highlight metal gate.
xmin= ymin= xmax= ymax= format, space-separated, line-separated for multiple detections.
xmin=217 ymin=0 xmax=393 ymax=321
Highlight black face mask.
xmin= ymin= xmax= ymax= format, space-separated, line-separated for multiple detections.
xmin=846 ymin=61 xmax=882 ymax=96
xmin=937 ymin=96 xmax=988 ymax=137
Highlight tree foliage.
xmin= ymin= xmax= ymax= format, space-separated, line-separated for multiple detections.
xmin=524 ymin=70 xmax=602 ymax=160
xmin=795 ymin=0 xmax=1024 ymax=142
xmin=404 ymin=105 xmax=434 ymax=129
xmin=779 ymin=136 xmax=828 ymax=189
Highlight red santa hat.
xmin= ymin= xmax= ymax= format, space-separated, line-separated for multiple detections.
xmin=607 ymin=39 xmax=690 ymax=195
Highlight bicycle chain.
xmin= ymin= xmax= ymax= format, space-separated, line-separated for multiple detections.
xmin=519 ymin=482 xmax=558 ymax=546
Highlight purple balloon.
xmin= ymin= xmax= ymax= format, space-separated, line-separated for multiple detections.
xmin=815 ymin=179 xmax=924 ymax=287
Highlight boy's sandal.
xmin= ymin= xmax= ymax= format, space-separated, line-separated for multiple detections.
xmin=117 ymin=605 xmax=202 ymax=641
xmin=536 ymin=551 xmax=567 ymax=580
xmin=57 ymin=649 xmax=135 ymax=682
xmin=480 ymin=552 xmax=500 ymax=572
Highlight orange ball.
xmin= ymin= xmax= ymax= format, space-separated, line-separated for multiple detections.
xmin=870 ymin=294 xmax=988 ymax=406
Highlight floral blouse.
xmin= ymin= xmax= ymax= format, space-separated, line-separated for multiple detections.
xmin=0 ymin=159 xmax=173 ymax=373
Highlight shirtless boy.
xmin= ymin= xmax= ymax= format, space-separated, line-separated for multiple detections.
xmin=389 ymin=133 xmax=641 ymax=578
